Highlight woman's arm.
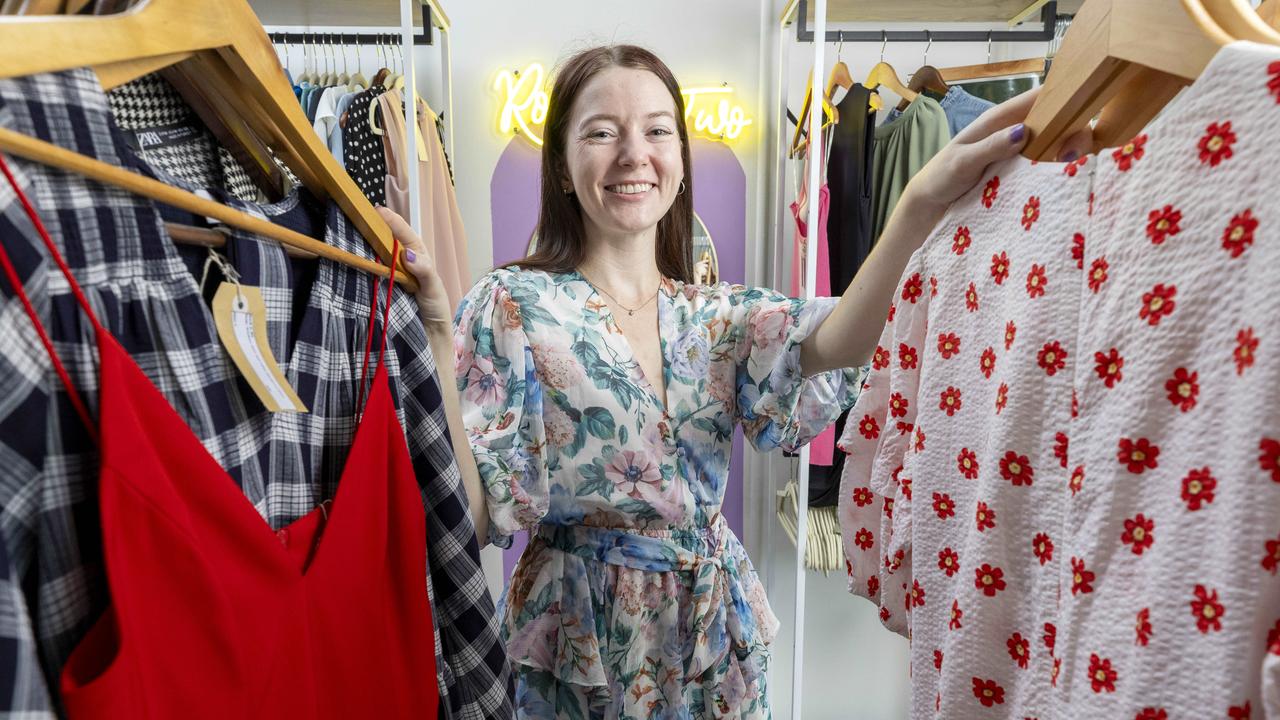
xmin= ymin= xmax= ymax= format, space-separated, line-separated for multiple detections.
xmin=800 ymin=89 xmax=1092 ymax=375
xmin=378 ymin=207 xmax=490 ymax=547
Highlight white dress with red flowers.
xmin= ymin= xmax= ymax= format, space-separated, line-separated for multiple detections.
xmin=838 ymin=41 xmax=1280 ymax=719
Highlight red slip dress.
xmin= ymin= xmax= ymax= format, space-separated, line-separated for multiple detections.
xmin=0 ymin=154 xmax=439 ymax=719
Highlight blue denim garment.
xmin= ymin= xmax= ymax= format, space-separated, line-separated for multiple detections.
xmin=883 ymin=85 xmax=996 ymax=136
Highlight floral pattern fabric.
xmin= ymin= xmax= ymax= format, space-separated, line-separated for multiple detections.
xmin=838 ymin=42 xmax=1280 ymax=719
xmin=455 ymin=268 xmax=862 ymax=719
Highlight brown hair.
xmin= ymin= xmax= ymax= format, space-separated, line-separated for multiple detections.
xmin=508 ymin=45 xmax=694 ymax=283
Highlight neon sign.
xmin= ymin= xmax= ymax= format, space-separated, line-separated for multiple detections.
xmin=494 ymin=62 xmax=753 ymax=147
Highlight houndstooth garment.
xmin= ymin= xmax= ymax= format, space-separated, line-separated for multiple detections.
xmin=0 ymin=68 xmax=514 ymax=718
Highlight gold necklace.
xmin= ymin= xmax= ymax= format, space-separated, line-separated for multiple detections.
xmin=578 ymin=270 xmax=659 ymax=317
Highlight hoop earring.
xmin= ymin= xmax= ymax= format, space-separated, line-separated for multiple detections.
xmin=678 ymin=181 xmax=686 ymax=195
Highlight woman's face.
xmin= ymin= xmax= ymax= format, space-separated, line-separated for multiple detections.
xmin=563 ymin=66 xmax=685 ymax=242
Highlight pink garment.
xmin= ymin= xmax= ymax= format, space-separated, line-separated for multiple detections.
xmin=791 ymin=141 xmax=835 ymax=466
xmin=378 ymin=90 xmax=470 ymax=312
xmin=839 ymin=42 xmax=1280 ymax=719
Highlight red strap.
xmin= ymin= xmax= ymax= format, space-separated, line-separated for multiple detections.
xmin=0 ymin=153 xmax=99 ymax=440
xmin=355 ymin=237 xmax=400 ymax=414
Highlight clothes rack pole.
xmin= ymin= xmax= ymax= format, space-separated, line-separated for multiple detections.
xmin=790 ymin=0 xmax=1059 ymax=43
xmin=400 ymin=0 xmax=422 ymax=236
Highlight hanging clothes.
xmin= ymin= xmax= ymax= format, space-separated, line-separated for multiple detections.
xmin=376 ymin=89 xmax=471 ymax=312
xmin=839 ymin=41 xmax=1280 ymax=719
xmin=328 ymin=90 xmax=360 ymax=170
xmin=0 ymin=158 xmax=441 ymax=718
xmin=871 ymin=94 xmax=950 ymax=241
xmin=826 ymin=83 xmax=877 ymax=296
xmin=342 ymin=83 xmax=389 ymax=206
xmin=0 ymin=68 xmax=514 ymax=718
xmin=884 ymin=86 xmax=996 ymax=138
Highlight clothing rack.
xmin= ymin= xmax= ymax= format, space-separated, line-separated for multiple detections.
xmin=791 ymin=0 xmax=1060 ymax=43
xmin=267 ymin=28 xmax=434 ymax=46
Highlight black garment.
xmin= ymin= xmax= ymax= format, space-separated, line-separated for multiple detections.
xmin=343 ymin=84 xmax=389 ymax=206
xmin=826 ymin=84 xmax=877 ymax=296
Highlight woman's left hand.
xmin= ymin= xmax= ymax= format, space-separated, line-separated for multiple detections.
xmin=377 ymin=207 xmax=453 ymax=332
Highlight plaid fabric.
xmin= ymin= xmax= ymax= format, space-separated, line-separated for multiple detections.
xmin=0 ymin=68 xmax=513 ymax=718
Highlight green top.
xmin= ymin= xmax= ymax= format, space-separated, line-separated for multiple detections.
xmin=872 ymin=94 xmax=951 ymax=241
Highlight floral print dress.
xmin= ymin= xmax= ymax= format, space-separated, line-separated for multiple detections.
xmin=839 ymin=42 xmax=1280 ymax=719
xmin=454 ymin=267 xmax=861 ymax=719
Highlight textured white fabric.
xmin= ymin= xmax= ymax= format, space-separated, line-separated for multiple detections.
xmin=839 ymin=42 xmax=1280 ymax=719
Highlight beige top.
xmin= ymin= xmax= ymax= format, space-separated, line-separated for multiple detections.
xmin=377 ymin=89 xmax=469 ymax=312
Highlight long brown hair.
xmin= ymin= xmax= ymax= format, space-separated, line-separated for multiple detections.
xmin=509 ymin=45 xmax=694 ymax=283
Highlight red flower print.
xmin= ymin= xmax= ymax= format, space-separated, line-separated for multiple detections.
xmin=934 ymin=649 xmax=943 ymax=670
xmin=1261 ymin=534 xmax=1280 ymax=575
xmin=1135 ymin=607 xmax=1152 ymax=647
xmin=1271 ymin=59 xmax=1280 ymax=102
xmin=853 ymin=527 xmax=874 ymax=551
xmin=952 ymin=226 xmax=972 ymax=255
xmin=1198 ymin=121 xmax=1236 ymax=167
xmin=1053 ymin=432 xmax=1069 ymax=469
xmin=1088 ymin=653 xmax=1117 ymax=693
xmin=1022 ymin=196 xmax=1041 ymax=230
xmin=1088 ymin=256 xmax=1109 ymax=293
xmin=1005 ymin=320 xmax=1017 ymax=350
xmin=872 ymin=345 xmax=890 ymax=370
xmin=930 ymin=275 xmax=938 ymax=297
xmin=1026 ymin=263 xmax=1048 ymax=298
xmin=887 ymin=303 xmax=895 ymax=322
xmin=1037 ymin=341 xmax=1068 ymax=376
xmin=933 ymin=492 xmax=956 ymax=520
xmin=889 ymin=392 xmax=908 ymax=418
xmin=915 ymin=427 xmax=926 ymax=453
xmin=1165 ymin=367 xmax=1199 ymax=412
xmin=899 ymin=343 xmax=918 ymax=370
xmin=1139 ymin=283 xmax=1177 ymax=325
xmin=1063 ymin=156 xmax=1087 ymax=177
xmin=982 ymin=176 xmax=999 ymax=208
xmin=938 ymin=332 xmax=961 ymax=359
xmin=902 ymin=272 xmax=923 ymax=303
xmin=938 ymin=547 xmax=960 ymax=577
xmin=879 ymin=606 xmax=891 ymax=623
xmin=972 ymin=677 xmax=1005 ymax=707
xmin=1236 ymin=328 xmax=1259 ymax=376
xmin=975 ymin=501 xmax=996 ymax=532
xmin=991 ymin=251 xmax=1010 ymax=284
xmin=1121 ymin=513 xmax=1156 ymax=555
xmin=1052 ymin=657 xmax=1062 ymax=686
xmin=1269 ymin=619 xmax=1280 ymax=655
xmin=1113 ymin=133 xmax=1147 ymax=171
xmin=1118 ymin=437 xmax=1160 ymax=474
xmin=866 ymin=576 xmax=879 ymax=598
xmin=1228 ymin=702 xmax=1253 ymax=720
xmin=910 ymin=579 xmax=926 ymax=608
xmin=1072 ymin=390 xmax=1079 ymax=418
xmin=896 ymin=421 xmax=913 ymax=436
xmin=1007 ymin=632 xmax=1031 ymax=669
xmin=1043 ymin=622 xmax=1057 ymax=655
xmin=939 ymin=387 xmax=963 ymax=416
xmin=1263 ymin=438 xmax=1280 ymax=482
xmin=900 ymin=475 xmax=913 ymax=500
xmin=1146 ymin=205 xmax=1183 ymax=245
xmin=1191 ymin=584 xmax=1225 ymax=633
xmin=1071 ymin=232 xmax=1085 ymax=269
xmin=1094 ymin=348 xmax=1124 ymax=388
xmin=957 ymin=448 xmax=979 ymax=479
xmin=1222 ymin=209 xmax=1258 ymax=259
xmin=1181 ymin=467 xmax=1217 ymax=511
xmin=1033 ymin=532 xmax=1054 ymax=565
xmin=1000 ymin=451 xmax=1034 ymax=486
xmin=950 ymin=599 xmax=963 ymax=630
xmin=980 ymin=346 xmax=997 ymax=379
xmin=1070 ymin=465 xmax=1085 ymax=496
xmin=1071 ymin=556 xmax=1095 ymax=595
xmin=852 ymin=487 xmax=874 ymax=507
xmin=996 ymin=383 xmax=1009 ymax=414
xmin=974 ymin=563 xmax=1007 ymax=596
xmin=965 ymin=282 xmax=979 ymax=312
xmin=857 ymin=415 xmax=880 ymax=440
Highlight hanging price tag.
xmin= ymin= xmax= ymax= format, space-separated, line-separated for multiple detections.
xmin=212 ymin=283 xmax=307 ymax=413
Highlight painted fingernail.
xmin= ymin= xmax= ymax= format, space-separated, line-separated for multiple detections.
xmin=405 ymin=249 xmax=416 ymax=263
xmin=1062 ymin=150 xmax=1079 ymax=163
xmin=1008 ymin=124 xmax=1026 ymax=143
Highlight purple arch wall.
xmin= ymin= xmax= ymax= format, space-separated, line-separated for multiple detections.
xmin=488 ymin=136 xmax=749 ymax=578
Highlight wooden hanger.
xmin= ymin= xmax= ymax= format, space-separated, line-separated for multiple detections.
xmin=1200 ymin=0 xmax=1280 ymax=42
xmin=897 ymin=65 xmax=947 ymax=112
xmin=938 ymin=57 xmax=1047 ymax=83
xmin=864 ymin=61 xmax=919 ymax=109
xmin=1022 ymin=0 xmax=1233 ymax=161
xmin=1260 ymin=0 xmax=1280 ymax=28
xmin=0 ymin=0 xmax=415 ymax=288
xmin=788 ymin=70 xmax=837 ymax=158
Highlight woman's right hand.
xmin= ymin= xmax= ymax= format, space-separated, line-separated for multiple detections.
xmin=377 ymin=207 xmax=453 ymax=333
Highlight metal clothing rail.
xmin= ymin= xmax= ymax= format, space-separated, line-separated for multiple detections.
xmin=793 ymin=0 xmax=1059 ymax=43
xmin=267 ymin=29 xmax=434 ymax=46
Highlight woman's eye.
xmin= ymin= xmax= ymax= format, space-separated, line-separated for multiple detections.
xmin=588 ymin=130 xmax=613 ymax=140
xmin=651 ymin=128 xmax=673 ymax=137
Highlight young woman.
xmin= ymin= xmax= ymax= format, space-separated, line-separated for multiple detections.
xmin=386 ymin=43 xmax=1084 ymax=720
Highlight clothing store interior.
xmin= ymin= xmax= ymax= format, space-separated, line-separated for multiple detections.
xmin=0 ymin=0 xmax=1277 ymax=718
